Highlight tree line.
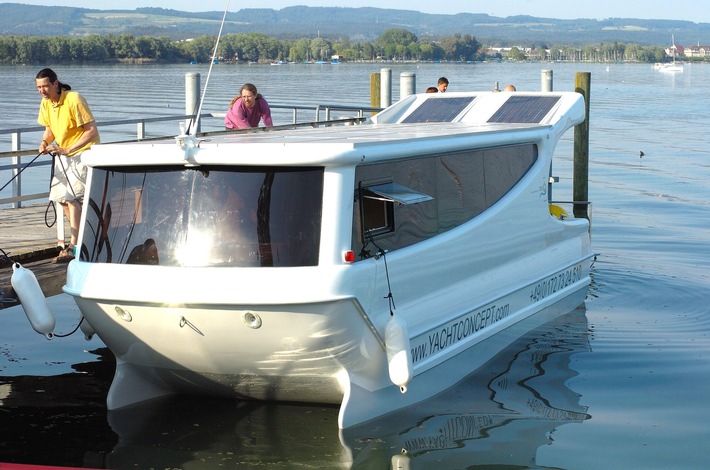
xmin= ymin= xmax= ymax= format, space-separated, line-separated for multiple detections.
xmin=0 ymin=28 xmax=686 ymax=65
xmin=0 ymin=29 xmax=480 ymax=64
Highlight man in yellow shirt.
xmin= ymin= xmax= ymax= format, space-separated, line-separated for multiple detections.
xmin=36 ymin=68 xmax=100 ymax=263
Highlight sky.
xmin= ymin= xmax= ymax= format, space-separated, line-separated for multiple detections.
xmin=9 ymin=0 xmax=710 ymax=24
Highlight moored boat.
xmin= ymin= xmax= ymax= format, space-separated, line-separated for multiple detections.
xmin=654 ymin=34 xmax=684 ymax=72
xmin=653 ymin=62 xmax=684 ymax=72
xmin=63 ymin=90 xmax=594 ymax=429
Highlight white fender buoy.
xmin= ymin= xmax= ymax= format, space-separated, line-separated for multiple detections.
xmin=385 ymin=312 xmax=413 ymax=393
xmin=79 ymin=316 xmax=96 ymax=341
xmin=11 ymin=262 xmax=55 ymax=339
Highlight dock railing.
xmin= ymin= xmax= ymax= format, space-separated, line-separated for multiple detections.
xmin=0 ymin=102 xmax=380 ymax=209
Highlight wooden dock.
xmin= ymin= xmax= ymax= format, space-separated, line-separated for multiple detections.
xmin=0 ymin=204 xmax=69 ymax=308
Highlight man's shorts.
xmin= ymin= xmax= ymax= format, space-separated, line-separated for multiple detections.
xmin=49 ymin=153 xmax=87 ymax=204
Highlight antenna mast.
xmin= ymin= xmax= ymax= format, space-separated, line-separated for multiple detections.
xmin=187 ymin=0 xmax=231 ymax=136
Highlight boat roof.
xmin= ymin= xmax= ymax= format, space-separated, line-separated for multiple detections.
xmin=82 ymin=91 xmax=585 ymax=168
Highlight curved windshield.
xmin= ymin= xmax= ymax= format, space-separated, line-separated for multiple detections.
xmin=81 ymin=165 xmax=323 ymax=267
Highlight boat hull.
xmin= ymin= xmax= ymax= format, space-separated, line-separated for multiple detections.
xmin=68 ymin=247 xmax=591 ymax=427
xmin=339 ymin=263 xmax=589 ymax=427
xmin=71 ymin=295 xmax=380 ymax=409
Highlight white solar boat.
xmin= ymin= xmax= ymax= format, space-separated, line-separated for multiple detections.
xmin=61 ymin=90 xmax=593 ymax=428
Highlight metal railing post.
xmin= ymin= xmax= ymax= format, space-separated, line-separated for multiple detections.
xmin=137 ymin=121 xmax=146 ymax=140
xmin=185 ymin=72 xmax=200 ymax=133
xmin=400 ymin=72 xmax=416 ymax=99
xmin=541 ymin=69 xmax=553 ymax=92
xmin=380 ymin=68 xmax=392 ymax=108
xmin=11 ymin=131 xmax=21 ymax=208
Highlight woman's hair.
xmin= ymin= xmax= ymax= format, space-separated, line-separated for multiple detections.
xmin=36 ymin=68 xmax=71 ymax=91
xmin=229 ymin=82 xmax=263 ymax=107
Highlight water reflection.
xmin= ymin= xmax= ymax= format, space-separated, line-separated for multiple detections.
xmin=0 ymin=348 xmax=117 ymax=468
xmin=0 ymin=306 xmax=591 ymax=468
xmin=341 ymin=306 xmax=591 ymax=469
xmin=106 ymin=399 xmax=347 ymax=468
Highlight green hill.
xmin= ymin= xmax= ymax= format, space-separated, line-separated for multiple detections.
xmin=1 ymin=3 xmax=709 ymax=45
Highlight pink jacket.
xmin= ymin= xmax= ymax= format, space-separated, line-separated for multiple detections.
xmin=225 ymin=97 xmax=273 ymax=129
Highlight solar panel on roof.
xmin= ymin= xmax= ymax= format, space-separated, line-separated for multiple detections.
xmin=402 ymin=96 xmax=476 ymax=123
xmin=488 ymin=95 xmax=561 ymax=123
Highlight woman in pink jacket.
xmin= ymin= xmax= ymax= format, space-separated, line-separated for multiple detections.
xmin=225 ymin=83 xmax=273 ymax=129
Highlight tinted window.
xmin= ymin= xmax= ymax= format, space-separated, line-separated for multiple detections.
xmin=81 ymin=166 xmax=323 ymax=267
xmin=352 ymin=144 xmax=537 ymax=258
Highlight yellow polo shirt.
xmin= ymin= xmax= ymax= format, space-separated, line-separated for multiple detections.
xmin=37 ymin=89 xmax=100 ymax=156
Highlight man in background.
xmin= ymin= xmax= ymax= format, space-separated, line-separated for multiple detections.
xmin=437 ymin=77 xmax=449 ymax=92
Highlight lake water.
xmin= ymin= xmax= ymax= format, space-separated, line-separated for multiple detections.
xmin=1 ymin=61 xmax=710 ymax=469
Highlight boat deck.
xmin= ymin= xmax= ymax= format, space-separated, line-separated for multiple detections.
xmin=84 ymin=92 xmax=580 ymax=169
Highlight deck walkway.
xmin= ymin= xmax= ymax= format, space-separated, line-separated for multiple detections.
xmin=0 ymin=204 xmax=69 ymax=308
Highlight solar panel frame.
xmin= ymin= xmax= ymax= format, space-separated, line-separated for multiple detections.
xmin=487 ymin=95 xmax=561 ymax=123
xmin=401 ymin=96 xmax=477 ymax=123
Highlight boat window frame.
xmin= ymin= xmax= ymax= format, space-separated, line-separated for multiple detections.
xmin=358 ymin=181 xmax=434 ymax=241
xmin=364 ymin=182 xmax=434 ymax=205
xmin=359 ymin=181 xmax=395 ymax=239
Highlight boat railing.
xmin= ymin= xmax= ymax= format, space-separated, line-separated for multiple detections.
xmin=0 ymin=103 xmax=380 ymax=208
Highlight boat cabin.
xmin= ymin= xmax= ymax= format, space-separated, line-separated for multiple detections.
xmin=78 ymin=92 xmax=584 ymax=271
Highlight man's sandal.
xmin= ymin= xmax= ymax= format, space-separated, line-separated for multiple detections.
xmin=52 ymin=246 xmax=75 ymax=264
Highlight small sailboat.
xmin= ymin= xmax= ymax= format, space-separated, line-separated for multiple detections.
xmin=654 ymin=35 xmax=684 ymax=72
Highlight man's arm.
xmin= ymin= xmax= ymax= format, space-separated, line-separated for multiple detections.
xmin=45 ymin=121 xmax=98 ymax=156
xmin=39 ymin=127 xmax=55 ymax=154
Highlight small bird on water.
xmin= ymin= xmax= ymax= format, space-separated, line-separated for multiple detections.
xmin=639 ymin=151 xmax=645 ymax=158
